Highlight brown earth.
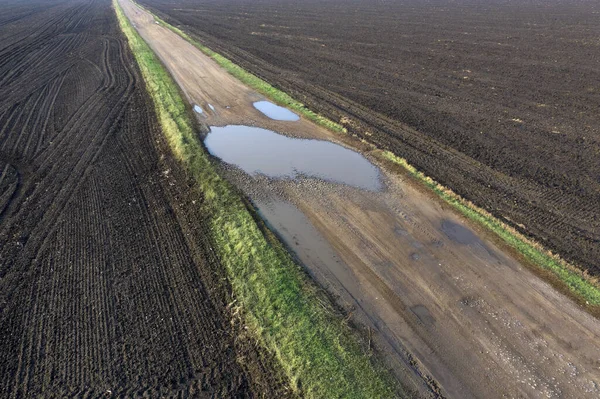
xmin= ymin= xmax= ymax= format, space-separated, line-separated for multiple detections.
xmin=0 ymin=0 xmax=292 ymax=396
xmin=119 ymin=1 xmax=600 ymax=397
xmin=140 ymin=0 xmax=600 ymax=276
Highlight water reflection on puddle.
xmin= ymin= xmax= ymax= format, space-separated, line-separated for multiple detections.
xmin=193 ymin=104 xmax=204 ymax=114
xmin=253 ymin=101 xmax=300 ymax=121
xmin=204 ymin=125 xmax=381 ymax=191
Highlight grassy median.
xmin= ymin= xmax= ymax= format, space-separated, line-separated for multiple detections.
xmin=114 ymin=0 xmax=401 ymax=397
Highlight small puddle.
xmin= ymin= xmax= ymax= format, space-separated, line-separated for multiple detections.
xmin=208 ymin=103 xmax=215 ymax=111
xmin=410 ymin=305 xmax=435 ymax=328
xmin=204 ymin=125 xmax=381 ymax=191
xmin=441 ymin=219 xmax=502 ymax=262
xmin=193 ymin=104 xmax=204 ymax=114
xmin=253 ymin=100 xmax=300 ymax=121
xmin=441 ymin=220 xmax=478 ymax=245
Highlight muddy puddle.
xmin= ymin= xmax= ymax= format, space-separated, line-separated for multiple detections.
xmin=204 ymin=125 xmax=382 ymax=191
xmin=441 ymin=219 xmax=478 ymax=245
xmin=255 ymin=199 xmax=348 ymax=277
xmin=253 ymin=100 xmax=299 ymax=121
xmin=194 ymin=104 xmax=204 ymax=115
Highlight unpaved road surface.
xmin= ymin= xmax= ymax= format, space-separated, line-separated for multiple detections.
xmin=0 ymin=0 xmax=290 ymax=396
xmin=120 ymin=0 xmax=600 ymax=397
xmin=141 ymin=0 xmax=600 ymax=275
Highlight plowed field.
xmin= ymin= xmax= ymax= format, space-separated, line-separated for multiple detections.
xmin=140 ymin=0 xmax=600 ymax=274
xmin=0 ymin=0 xmax=288 ymax=396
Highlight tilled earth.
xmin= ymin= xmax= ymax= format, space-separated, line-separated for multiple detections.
xmin=0 ymin=0 xmax=290 ymax=396
xmin=141 ymin=0 xmax=600 ymax=274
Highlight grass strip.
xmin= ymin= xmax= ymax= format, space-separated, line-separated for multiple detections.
xmin=113 ymin=1 xmax=400 ymax=397
xmin=140 ymin=1 xmax=600 ymax=308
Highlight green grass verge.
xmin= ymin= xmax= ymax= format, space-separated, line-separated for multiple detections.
xmin=138 ymin=0 xmax=600 ymax=308
xmin=114 ymin=1 xmax=400 ymax=397
xmin=378 ymin=151 xmax=600 ymax=306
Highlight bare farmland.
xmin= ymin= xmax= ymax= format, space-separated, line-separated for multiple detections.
xmin=0 ymin=0 xmax=289 ymax=396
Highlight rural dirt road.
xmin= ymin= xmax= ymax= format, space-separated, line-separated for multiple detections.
xmin=140 ymin=0 xmax=600 ymax=276
xmin=120 ymin=0 xmax=600 ymax=397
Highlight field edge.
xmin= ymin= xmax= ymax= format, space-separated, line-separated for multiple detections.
xmin=136 ymin=1 xmax=600 ymax=310
xmin=112 ymin=0 xmax=406 ymax=397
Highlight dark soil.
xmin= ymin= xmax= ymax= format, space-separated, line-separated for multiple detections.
xmin=0 ymin=0 xmax=291 ymax=396
xmin=140 ymin=0 xmax=600 ymax=274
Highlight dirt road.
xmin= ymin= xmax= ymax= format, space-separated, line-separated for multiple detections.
xmin=140 ymin=0 xmax=600 ymax=275
xmin=120 ymin=0 xmax=600 ymax=397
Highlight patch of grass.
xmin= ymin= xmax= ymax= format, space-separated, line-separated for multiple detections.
xmin=377 ymin=150 xmax=600 ymax=306
xmin=143 ymin=1 xmax=600 ymax=309
xmin=114 ymin=1 xmax=401 ymax=397
xmin=141 ymin=3 xmax=346 ymax=134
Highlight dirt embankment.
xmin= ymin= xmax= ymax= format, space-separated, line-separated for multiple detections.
xmin=140 ymin=0 xmax=600 ymax=276
xmin=119 ymin=1 xmax=600 ymax=397
xmin=0 ymin=0 xmax=290 ymax=396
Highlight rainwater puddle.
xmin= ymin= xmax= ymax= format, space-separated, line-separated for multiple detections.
xmin=441 ymin=220 xmax=478 ymax=245
xmin=256 ymin=199 xmax=358 ymax=291
xmin=193 ymin=104 xmax=204 ymax=114
xmin=208 ymin=103 xmax=215 ymax=111
xmin=204 ymin=125 xmax=381 ymax=191
xmin=411 ymin=305 xmax=435 ymax=328
xmin=253 ymin=101 xmax=300 ymax=121
xmin=441 ymin=219 xmax=502 ymax=262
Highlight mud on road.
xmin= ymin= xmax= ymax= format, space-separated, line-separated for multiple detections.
xmin=0 ymin=0 xmax=290 ymax=396
xmin=141 ymin=0 xmax=600 ymax=277
xmin=120 ymin=0 xmax=600 ymax=397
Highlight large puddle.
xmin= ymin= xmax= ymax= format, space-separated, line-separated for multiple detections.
xmin=253 ymin=100 xmax=300 ymax=121
xmin=204 ymin=125 xmax=381 ymax=191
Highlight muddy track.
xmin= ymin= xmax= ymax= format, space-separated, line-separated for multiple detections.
xmin=118 ymin=0 xmax=600 ymax=396
xmin=0 ymin=0 xmax=291 ymax=396
xmin=140 ymin=0 xmax=600 ymax=275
